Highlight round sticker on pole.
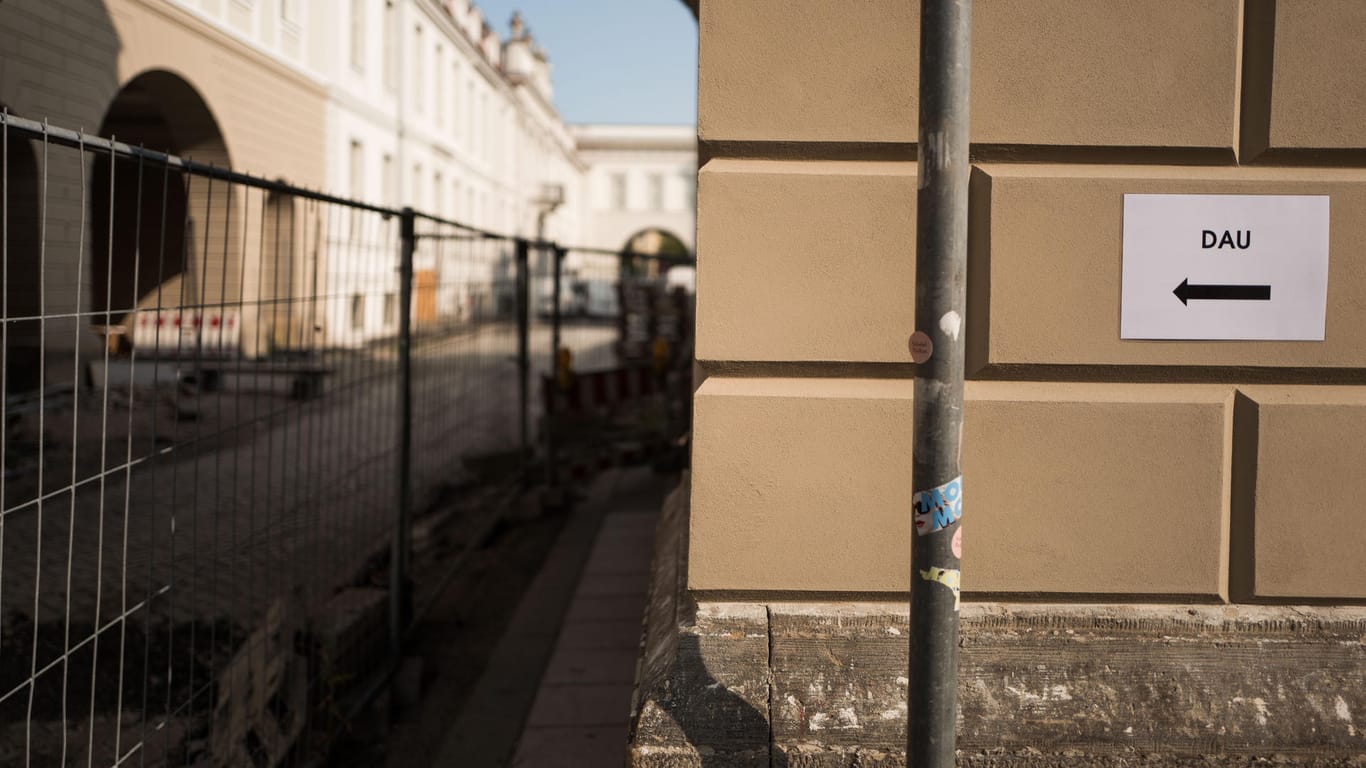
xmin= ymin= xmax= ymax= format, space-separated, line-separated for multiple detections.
xmin=908 ymin=331 xmax=933 ymax=363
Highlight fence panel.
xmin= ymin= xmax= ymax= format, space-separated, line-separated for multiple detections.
xmin=0 ymin=114 xmax=528 ymax=767
xmin=408 ymin=220 xmax=523 ymax=494
xmin=0 ymin=111 xmax=695 ymax=767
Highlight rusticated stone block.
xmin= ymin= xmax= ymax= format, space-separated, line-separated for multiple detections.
xmin=700 ymin=1 xmax=1239 ymax=150
xmin=696 ymin=159 xmax=917 ymax=364
xmin=1239 ymin=386 xmax=1366 ymax=599
xmin=691 ymin=378 xmax=1232 ymax=598
xmin=1266 ymin=1 xmax=1366 ymax=151
xmin=973 ymin=164 xmax=1366 ymax=369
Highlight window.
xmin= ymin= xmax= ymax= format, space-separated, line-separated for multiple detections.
xmin=349 ymin=140 xmax=364 ymax=198
xmin=349 ymin=141 xmax=364 ymax=235
xmin=350 ymin=294 xmax=365 ymax=331
xmin=611 ymin=173 xmax=628 ymax=210
xmin=681 ymin=171 xmax=696 ymax=211
xmin=466 ymin=81 xmax=476 ymax=149
xmin=349 ymin=0 xmax=364 ymax=72
xmin=383 ymin=293 xmax=397 ymax=327
xmin=433 ymin=171 xmax=443 ymax=214
xmin=382 ymin=153 xmax=394 ymax=205
xmin=435 ymin=45 xmax=445 ymax=127
xmin=500 ymin=106 xmax=511 ymax=174
xmin=649 ymin=174 xmax=665 ymax=211
xmin=480 ymin=92 xmax=489 ymax=156
xmin=413 ymin=26 xmax=424 ymax=112
xmin=382 ymin=1 xmax=396 ymax=92
xmin=452 ymin=63 xmax=461 ymax=139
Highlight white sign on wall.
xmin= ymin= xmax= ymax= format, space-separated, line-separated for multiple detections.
xmin=1120 ymin=194 xmax=1330 ymax=341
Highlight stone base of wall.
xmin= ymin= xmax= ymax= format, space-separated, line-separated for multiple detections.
xmin=629 ymin=477 xmax=1366 ymax=767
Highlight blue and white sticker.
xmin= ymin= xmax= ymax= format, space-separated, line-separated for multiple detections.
xmin=913 ymin=475 xmax=962 ymax=536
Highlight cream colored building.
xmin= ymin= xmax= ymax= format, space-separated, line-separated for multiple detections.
xmin=0 ymin=0 xmax=606 ymax=361
xmin=317 ymin=0 xmax=586 ymax=345
xmin=0 ymin=0 xmax=327 ymax=372
xmin=572 ymin=123 xmax=696 ymax=255
xmin=630 ymin=1 xmax=1366 ymax=764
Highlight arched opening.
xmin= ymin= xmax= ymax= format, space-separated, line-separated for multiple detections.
xmin=91 ymin=70 xmax=235 ymax=345
xmin=619 ymin=227 xmax=690 ymax=278
xmin=621 ymin=227 xmax=689 ymax=258
xmin=1 ymin=106 xmax=44 ymax=391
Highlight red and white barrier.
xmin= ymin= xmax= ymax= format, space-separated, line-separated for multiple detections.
xmin=130 ymin=309 xmax=241 ymax=358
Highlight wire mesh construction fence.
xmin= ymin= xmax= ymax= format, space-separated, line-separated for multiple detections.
xmin=0 ymin=112 xmax=694 ymax=767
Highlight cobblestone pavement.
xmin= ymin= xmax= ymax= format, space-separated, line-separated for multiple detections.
xmin=0 ymin=320 xmax=615 ymax=766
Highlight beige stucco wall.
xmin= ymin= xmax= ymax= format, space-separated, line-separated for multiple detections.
xmin=0 ymin=0 xmax=326 ymax=362
xmin=692 ymin=0 xmax=1366 ymax=603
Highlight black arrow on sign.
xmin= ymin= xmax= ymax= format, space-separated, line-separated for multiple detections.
xmin=1173 ymin=278 xmax=1271 ymax=306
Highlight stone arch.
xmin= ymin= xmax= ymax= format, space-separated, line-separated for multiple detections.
xmin=1 ymin=105 xmax=43 ymax=391
xmin=90 ymin=69 xmax=236 ymax=336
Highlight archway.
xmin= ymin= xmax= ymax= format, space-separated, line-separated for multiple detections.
xmin=1 ymin=106 xmax=43 ymax=391
xmin=619 ymin=227 xmax=691 ymax=278
xmin=90 ymin=70 xmax=235 ymax=339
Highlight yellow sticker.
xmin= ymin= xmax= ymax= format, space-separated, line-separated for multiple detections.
xmin=919 ymin=566 xmax=961 ymax=611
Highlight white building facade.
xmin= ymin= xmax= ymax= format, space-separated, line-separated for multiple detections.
xmin=313 ymin=0 xmax=588 ymax=344
xmin=170 ymin=0 xmax=694 ymax=346
xmin=1 ymin=0 xmax=694 ymax=357
xmin=572 ymin=124 xmax=697 ymax=255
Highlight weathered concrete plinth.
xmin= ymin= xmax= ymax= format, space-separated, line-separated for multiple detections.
xmin=630 ymin=478 xmax=1366 ymax=767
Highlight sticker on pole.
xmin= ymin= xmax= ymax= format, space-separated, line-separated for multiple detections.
xmin=919 ymin=566 xmax=961 ymax=611
xmin=908 ymin=331 xmax=933 ymax=363
xmin=1120 ymin=194 xmax=1330 ymax=340
xmin=913 ymin=476 xmax=962 ymax=536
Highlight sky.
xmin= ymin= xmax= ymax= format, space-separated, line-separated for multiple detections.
xmin=474 ymin=0 xmax=697 ymax=126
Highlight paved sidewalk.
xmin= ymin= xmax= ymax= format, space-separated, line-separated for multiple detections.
xmin=511 ymin=482 xmax=660 ymax=766
xmin=433 ymin=466 xmax=671 ymax=767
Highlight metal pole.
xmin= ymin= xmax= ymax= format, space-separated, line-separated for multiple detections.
xmin=515 ymin=238 xmax=530 ymax=478
xmin=391 ymin=206 xmax=415 ymax=656
xmin=909 ymin=1 xmax=971 ymax=766
xmin=545 ymin=244 xmax=564 ymax=493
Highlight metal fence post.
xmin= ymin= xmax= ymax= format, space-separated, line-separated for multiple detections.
xmin=391 ymin=206 xmax=415 ymax=657
xmin=544 ymin=244 xmax=565 ymax=494
xmin=515 ymin=238 xmax=530 ymax=478
xmin=908 ymin=1 xmax=972 ymax=766
xmin=540 ymin=243 xmax=567 ymax=497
